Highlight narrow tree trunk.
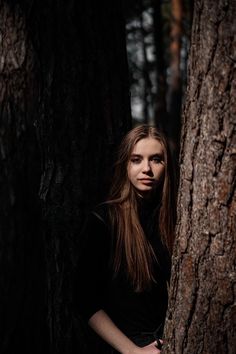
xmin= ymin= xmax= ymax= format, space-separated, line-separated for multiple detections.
xmin=139 ymin=0 xmax=152 ymax=124
xmin=153 ymin=0 xmax=168 ymax=132
xmin=163 ymin=1 xmax=236 ymax=353
xmin=166 ymin=0 xmax=183 ymax=152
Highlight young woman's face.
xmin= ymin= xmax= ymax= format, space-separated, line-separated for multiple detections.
xmin=127 ymin=137 xmax=165 ymax=196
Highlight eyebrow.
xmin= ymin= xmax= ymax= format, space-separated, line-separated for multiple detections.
xmin=130 ymin=153 xmax=164 ymax=158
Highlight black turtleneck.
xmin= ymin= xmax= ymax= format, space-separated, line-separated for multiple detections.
xmin=74 ymin=202 xmax=171 ymax=341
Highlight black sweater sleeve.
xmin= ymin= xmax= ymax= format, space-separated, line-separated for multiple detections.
xmin=73 ymin=210 xmax=110 ymax=322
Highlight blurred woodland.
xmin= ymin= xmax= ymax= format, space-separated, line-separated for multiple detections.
xmin=126 ymin=0 xmax=193 ymax=151
xmin=0 ymin=0 xmax=235 ymax=354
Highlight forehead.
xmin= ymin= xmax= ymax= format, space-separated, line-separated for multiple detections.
xmin=131 ymin=137 xmax=164 ymax=155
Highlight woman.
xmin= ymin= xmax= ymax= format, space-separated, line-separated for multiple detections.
xmin=74 ymin=124 xmax=177 ymax=353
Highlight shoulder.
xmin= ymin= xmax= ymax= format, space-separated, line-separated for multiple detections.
xmin=91 ymin=202 xmax=110 ymax=225
xmin=79 ymin=203 xmax=111 ymax=247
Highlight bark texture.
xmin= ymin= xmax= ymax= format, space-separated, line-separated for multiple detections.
xmin=0 ymin=2 xmax=49 ymax=353
xmin=163 ymin=1 xmax=236 ymax=353
xmin=0 ymin=1 xmax=131 ymax=353
xmin=32 ymin=1 xmax=131 ymax=353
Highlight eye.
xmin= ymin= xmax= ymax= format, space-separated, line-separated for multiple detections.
xmin=130 ymin=157 xmax=142 ymax=164
xmin=151 ymin=155 xmax=163 ymax=163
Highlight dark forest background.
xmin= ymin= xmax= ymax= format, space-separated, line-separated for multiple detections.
xmin=0 ymin=1 xmax=192 ymax=353
xmin=1 ymin=0 xmax=235 ymax=354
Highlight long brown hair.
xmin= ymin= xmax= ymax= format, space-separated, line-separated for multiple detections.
xmin=107 ymin=124 xmax=176 ymax=292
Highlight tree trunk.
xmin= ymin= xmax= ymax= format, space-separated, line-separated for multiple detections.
xmin=166 ymin=0 xmax=183 ymax=152
xmin=32 ymin=1 xmax=131 ymax=353
xmin=153 ymin=0 xmax=168 ymax=132
xmin=0 ymin=2 xmax=49 ymax=353
xmin=0 ymin=1 xmax=131 ymax=353
xmin=139 ymin=0 xmax=152 ymax=124
xmin=163 ymin=1 xmax=236 ymax=353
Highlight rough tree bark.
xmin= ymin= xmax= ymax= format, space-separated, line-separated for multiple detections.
xmin=0 ymin=1 xmax=131 ymax=354
xmin=32 ymin=1 xmax=131 ymax=353
xmin=0 ymin=2 xmax=49 ymax=354
xmin=163 ymin=1 xmax=236 ymax=353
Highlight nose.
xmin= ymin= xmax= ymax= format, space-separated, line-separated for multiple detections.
xmin=142 ymin=159 xmax=152 ymax=173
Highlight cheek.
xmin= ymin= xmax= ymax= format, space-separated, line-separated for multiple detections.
xmin=127 ymin=166 xmax=133 ymax=180
xmin=127 ymin=165 xmax=138 ymax=181
xmin=127 ymin=165 xmax=132 ymax=181
xmin=156 ymin=165 xmax=165 ymax=179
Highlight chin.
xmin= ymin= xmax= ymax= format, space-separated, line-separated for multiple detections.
xmin=137 ymin=188 xmax=153 ymax=196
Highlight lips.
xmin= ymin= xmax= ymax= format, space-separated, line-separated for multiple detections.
xmin=139 ymin=178 xmax=154 ymax=183
xmin=139 ymin=178 xmax=154 ymax=181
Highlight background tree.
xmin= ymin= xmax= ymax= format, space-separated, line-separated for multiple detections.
xmin=153 ymin=0 xmax=168 ymax=133
xmin=0 ymin=1 xmax=131 ymax=354
xmin=33 ymin=1 xmax=131 ymax=353
xmin=0 ymin=2 xmax=49 ymax=354
xmin=166 ymin=0 xmax=183 ymax=153
xmin=163 ymin=0 xmax=236 ymax=353
xmin=125 ymin=0 xmax=193 ymax=152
